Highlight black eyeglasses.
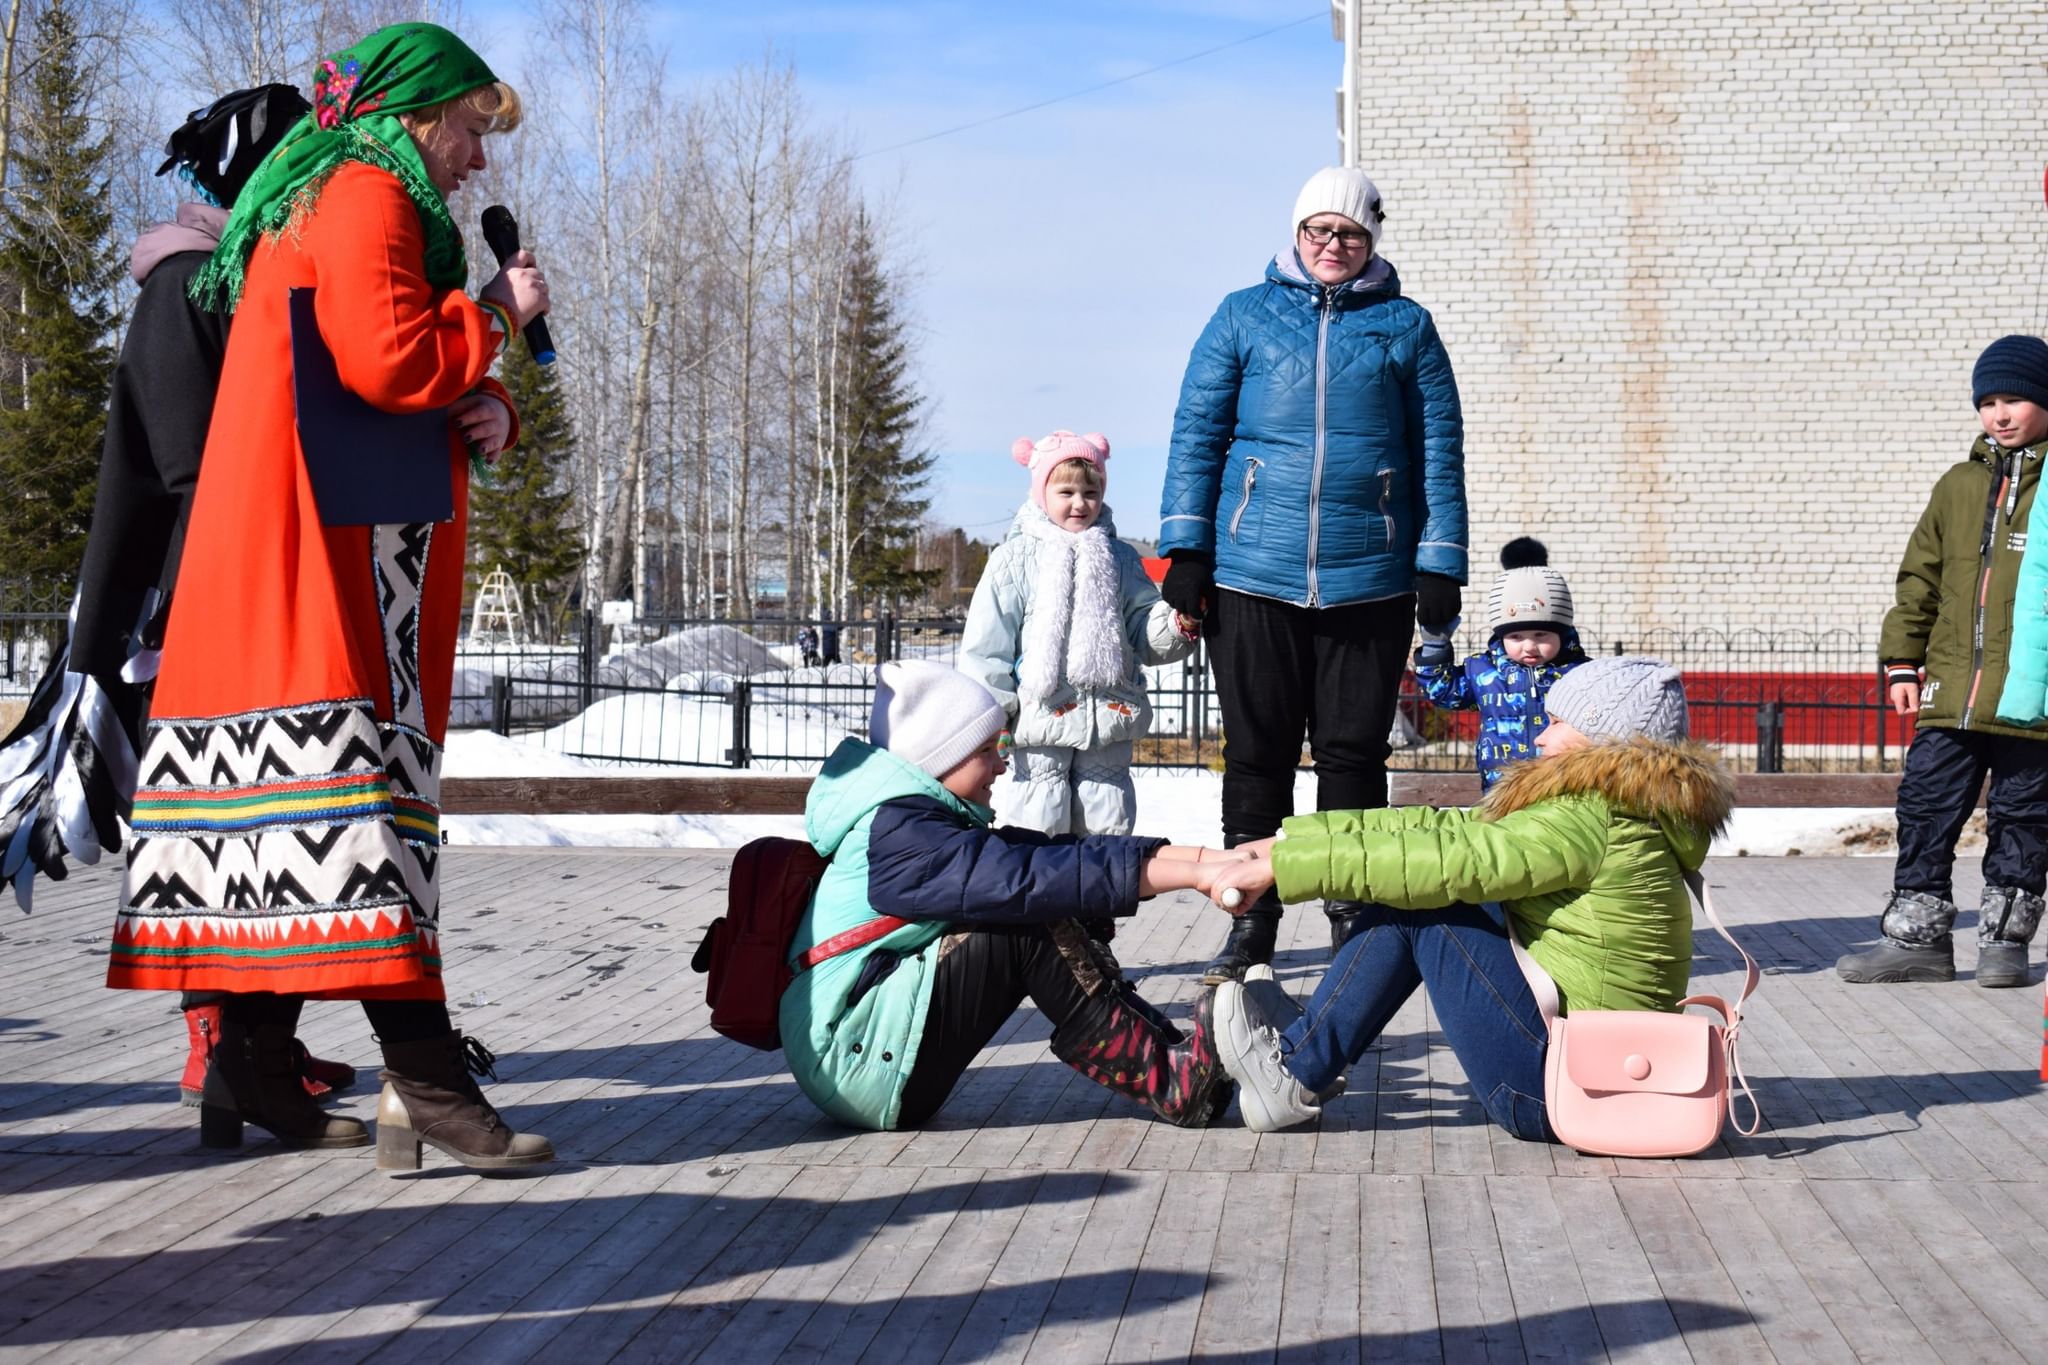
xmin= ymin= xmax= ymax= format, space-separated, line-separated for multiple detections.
xmin=1299 ymin=224 xmax=1372 ymax=249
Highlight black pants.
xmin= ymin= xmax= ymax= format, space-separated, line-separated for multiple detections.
xmin=1894 ymin=726 xmax=2048 ymax=900
xmin=215 ymin=992 xmax=451 ymax=1045
xmin=897 ymin=925 xmax=1093 ymax=1128
xmin=1207 ymin=589 xmax=1414 ymax=844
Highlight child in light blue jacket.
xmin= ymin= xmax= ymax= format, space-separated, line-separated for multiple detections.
xmin=959 ymin=430 xmax=1195 ymax=838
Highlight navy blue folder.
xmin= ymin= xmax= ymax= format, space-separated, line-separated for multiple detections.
xmin=290 ymin=287 xmax=453 ymax=526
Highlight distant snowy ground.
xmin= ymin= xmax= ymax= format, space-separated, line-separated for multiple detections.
xmin=443 ymin=624 xmax=1912 ymax=856
xmin=441 ymin=732 xmax=1900 ymax=857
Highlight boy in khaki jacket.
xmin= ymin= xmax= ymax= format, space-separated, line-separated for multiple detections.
xmin=1838 ymin=335 xmax=2048 ymax=988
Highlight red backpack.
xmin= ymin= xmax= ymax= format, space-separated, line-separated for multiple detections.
xmin=691 ymin=837 xmax=909 ymax=1050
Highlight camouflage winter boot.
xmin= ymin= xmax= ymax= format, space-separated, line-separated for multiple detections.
xmin=1836 ymin=889 xmax=1957 ymax=984
xmin=1975 ymin=886 xmax=2043 ymax=989
xmin=1050 ymin=984 xmax=1235 ymax=1128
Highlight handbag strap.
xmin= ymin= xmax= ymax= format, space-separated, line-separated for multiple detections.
xmin=1508 ymin=931 xmax=1561 ymax=1026
xmin=1507 ymin=871 xmax=1763 ymax=1137
xmin=1683 ymin=869 xmax=1762 ymax=1136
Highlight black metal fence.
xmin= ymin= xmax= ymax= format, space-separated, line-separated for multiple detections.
xmin=0 ymin=580 xmax=68 ymax=687
xmin=445 ymin=618 xmax=1901 ymax=775
xmin=2 ymin=588 xmax=1902 ymax=773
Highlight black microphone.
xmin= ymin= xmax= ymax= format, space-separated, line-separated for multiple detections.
xmin=479 ymin=205 xmax=556 ymax=366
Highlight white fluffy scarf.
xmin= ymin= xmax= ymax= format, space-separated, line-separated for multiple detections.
xmin=1015 ymin=500 xmax=1130 ymax=706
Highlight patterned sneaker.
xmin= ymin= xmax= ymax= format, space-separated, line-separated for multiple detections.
xmin=1213 ymin=980 xmax=1321 ymax=1132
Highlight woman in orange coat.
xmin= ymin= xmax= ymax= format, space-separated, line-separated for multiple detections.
xmin=108 ymin=23 xmax=553 ymax=1170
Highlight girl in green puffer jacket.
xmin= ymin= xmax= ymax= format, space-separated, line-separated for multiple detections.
xmin=1202 ymin=657 xmax=1736 ymax=1136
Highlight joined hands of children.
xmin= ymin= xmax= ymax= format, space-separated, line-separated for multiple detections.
xmin=1208 ymin=837 xmax=1278 ymax=914
xmin=1136 ymin=843 xmax=1256 ymax=900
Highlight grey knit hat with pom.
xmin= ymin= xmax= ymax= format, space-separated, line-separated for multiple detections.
xmin=1546 ymin=656 xmax=1688 ymax=742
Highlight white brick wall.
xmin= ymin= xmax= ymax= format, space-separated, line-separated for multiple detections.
xmin=1338 ymin=0 xmax=2048 ymax=645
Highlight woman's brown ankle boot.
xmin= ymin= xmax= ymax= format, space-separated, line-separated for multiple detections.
xmin=374 ymin=1032 xmax=554 ymax=1172
xmin=198 ymin=1002 xmax=369 ymax=1150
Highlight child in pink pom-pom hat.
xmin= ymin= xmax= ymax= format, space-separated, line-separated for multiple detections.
xmin=959 ymin=429 xmax=1197 ymax=855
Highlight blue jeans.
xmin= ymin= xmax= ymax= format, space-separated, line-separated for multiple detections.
xmin=1279 ymin=901 xmax=1554 ymax=1141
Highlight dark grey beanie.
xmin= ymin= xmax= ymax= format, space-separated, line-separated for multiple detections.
xmin=1547 ymin=656 xmax=1688 ymax=742
xmin=1971 ymin=335 xmax=2048 ymax=411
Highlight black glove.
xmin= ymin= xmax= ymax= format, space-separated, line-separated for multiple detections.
xmin=1161 ymin=550 xmax=1215 ymax=620
xmin=1413 ymin=572 xmax=1463 ymax=634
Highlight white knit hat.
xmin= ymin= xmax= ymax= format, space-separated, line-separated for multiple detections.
xmin=870 ymin=661 xmax=1008 ymax=779
xmin=1546 ymin=657 xmax=1689 ymax=742
xmin=1488 ymin=537 xmax=1574 ymax=634
xmin=1291 ymin=167 xmax=1385 ymax=246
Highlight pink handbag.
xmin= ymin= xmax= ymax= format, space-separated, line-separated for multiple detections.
xmin=1511 ymin=871 xmax=1762 ymax=1158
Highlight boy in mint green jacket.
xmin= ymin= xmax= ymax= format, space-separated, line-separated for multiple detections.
xmin=781 ymin=661 xmax=1239 ymax=1131
xmin=1204 ymin=657 xmax=1734 ymax=1136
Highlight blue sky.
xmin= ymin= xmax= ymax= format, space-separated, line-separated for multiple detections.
xmin=602 ymin=1 xmax=1340 ymax=542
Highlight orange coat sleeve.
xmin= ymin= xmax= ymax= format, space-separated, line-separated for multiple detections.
xmin=301 ymin=163 xmax=504 ymax=413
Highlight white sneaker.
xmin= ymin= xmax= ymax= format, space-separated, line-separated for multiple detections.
xmin=1242 ymin=963 xmax=1304 ymax=1025
xmin=1241 ymin=965 xmax=1344 ymax=1101
xmin=1214 ymin=981 xmax=1322 ymax=1132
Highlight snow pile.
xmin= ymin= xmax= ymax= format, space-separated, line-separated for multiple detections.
xmin=600 ymin=625 xmax=784 ymax=687
xmin=448 ymin=645 xmax=585 ymax=728
xmin=507 ymin=683 xmax=866 ymax=770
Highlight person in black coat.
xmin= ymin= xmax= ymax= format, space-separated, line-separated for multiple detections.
xmin=71 ymin=85 xmax=312 ymax=675
xmin=0 ymin=84 xmax=356 ymax=1103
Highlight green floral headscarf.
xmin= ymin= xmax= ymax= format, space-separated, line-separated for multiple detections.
xmin=190 ymin=22 xmax=498 ymax=310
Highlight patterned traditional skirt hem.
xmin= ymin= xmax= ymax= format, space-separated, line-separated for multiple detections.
xmin=115 ymin=695 xmax=446 ymax=1000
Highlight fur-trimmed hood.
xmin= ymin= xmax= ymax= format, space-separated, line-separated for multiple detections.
xmin=1479 ymin=739 xmax=1734 ymax=866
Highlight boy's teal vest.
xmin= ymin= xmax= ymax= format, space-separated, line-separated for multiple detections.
xmin=778 ymin=740 xmax=979 ymax=1130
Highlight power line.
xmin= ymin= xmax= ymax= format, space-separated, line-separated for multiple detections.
xmin=848 ymin=10 xmax=1325 ymax=163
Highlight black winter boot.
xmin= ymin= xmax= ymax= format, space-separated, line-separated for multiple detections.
xmin=1837 ymin=889 xmax=1958 ymax=983
xmin=199 ymin=996 xmax=369 ymax=1150
xmin=1976 ymin=886 xmax=2043 ymax=988
xmin=1325 ymin=901 xmax=1368 ymax=958
xmin=1835 ymin=938 xmax=1955 ymax=983
xmin=1202 ymin=893 xmax=1281 ymax=985
xmin=375 ymin=1033 xmax=554 ymax=1171
xmin=1049 ymin=984 xmax=1234 ymax=1127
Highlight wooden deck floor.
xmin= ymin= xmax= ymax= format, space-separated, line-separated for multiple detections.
xmin=3 ymin=850 xmax=2047 ymax=1362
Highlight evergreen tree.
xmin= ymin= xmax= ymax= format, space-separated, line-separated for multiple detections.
xmin=838 ymin=211 xmax=937 ymax=608
xmin=0 ymin=0 xmax=117 ymax=585
xmin=469 ymin=340 xmax=585 ymax=640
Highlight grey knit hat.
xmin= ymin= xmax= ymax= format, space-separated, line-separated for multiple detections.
xmin=1546 ymin=656 xmax=1688 ymax=742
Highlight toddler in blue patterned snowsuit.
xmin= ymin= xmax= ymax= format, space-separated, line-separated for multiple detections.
xmin=1413 ymin=538 xmax=1588 ymax=789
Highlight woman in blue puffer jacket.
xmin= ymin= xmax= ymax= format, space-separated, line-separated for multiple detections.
xmin=1157 ymin=166 xmax=1468 ymax=983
